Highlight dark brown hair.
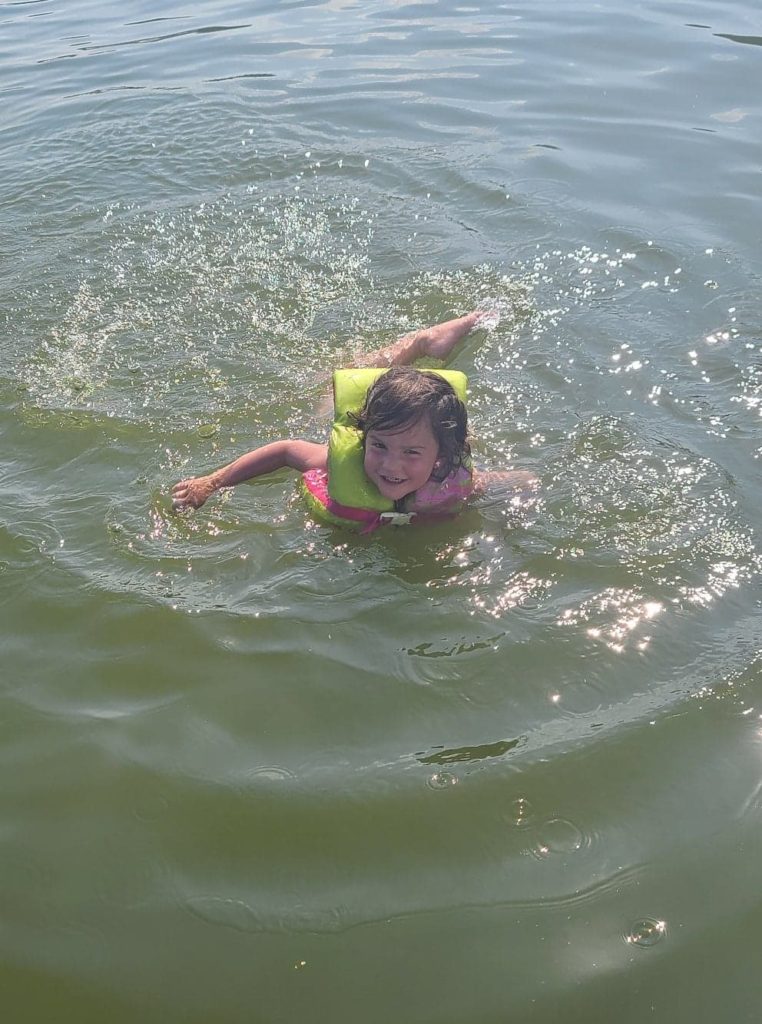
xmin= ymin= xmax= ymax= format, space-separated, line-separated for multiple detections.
xmin=350 ymin=367 xmax=470 ymax=481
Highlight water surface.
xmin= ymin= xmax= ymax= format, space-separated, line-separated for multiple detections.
xmin=1 ymin=1 xmax=761 ymax=1021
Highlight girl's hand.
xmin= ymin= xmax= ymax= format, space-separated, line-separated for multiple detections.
xmin=171 ymin=474 xmax=219 ymax=511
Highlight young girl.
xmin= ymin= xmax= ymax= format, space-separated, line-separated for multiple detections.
xmin=171 ymin=312 xmax=534 ymax=528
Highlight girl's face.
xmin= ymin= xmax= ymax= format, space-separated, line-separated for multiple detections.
xmin=363 ymin=416 xmax=440 ymax=500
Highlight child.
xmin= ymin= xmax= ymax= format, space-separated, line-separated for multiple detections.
xmin=171 ymin=312 xmax=534 ymax=526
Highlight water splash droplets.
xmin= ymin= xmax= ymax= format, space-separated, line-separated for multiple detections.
xmin=475 ymin=296 xmax=507 ymax=331
xmin=19 ymin=187 xmax=376 ymax=421
xmin=510 ymin=797 xmax=534 ymax=828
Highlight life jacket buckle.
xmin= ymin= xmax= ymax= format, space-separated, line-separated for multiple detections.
xmin=378 ymin=511 xmax=416 ymax=526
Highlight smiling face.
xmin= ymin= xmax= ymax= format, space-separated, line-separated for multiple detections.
xmin=363 ymin=415 xmax=440 ymax=501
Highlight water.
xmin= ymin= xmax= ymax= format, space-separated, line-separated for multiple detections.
xmin=1 ymin=1 xmax=761 ymax=1021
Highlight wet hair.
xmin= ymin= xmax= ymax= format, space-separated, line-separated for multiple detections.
xmin=349 ymin=367 xmax=470 ymax=481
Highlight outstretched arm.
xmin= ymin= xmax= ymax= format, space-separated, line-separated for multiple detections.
xmin=471 ymin=469 xmax=539 ymax=499
xmin=313 ymin=310 xmax=492 ymax=417
xmin=171 ymin=440 xmax=327 ymax=511
xmin=357 ymin=311 xmax=488 ymax=368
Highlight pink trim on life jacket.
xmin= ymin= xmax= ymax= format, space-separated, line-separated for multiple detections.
xmin=302 ymin=468 xmax=387 ymax=533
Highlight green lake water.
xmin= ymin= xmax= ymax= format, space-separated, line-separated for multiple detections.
xmin=1 ymin=1 xmax=761 ymax=1020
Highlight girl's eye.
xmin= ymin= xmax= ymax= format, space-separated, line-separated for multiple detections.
xmin=371 ymin=441 xmax=386 ymax=450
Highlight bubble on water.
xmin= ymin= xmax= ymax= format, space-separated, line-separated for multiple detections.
xmin=510 ymin=797 xmax=534 ymax=828
xmin=625 ymin=917 xmax=666 ymax=947
xmin=530 ymin=817 xmax=585 ymax=858
xmin=428 ymin=770 xmax=458 ymax=789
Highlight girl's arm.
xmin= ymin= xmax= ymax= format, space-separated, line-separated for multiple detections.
xmin=171 ymin=440 xmax=328 ymax=511
xmin=471 ymin=468 xmax=539 ymax=499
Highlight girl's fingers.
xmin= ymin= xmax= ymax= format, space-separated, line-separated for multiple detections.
xmin=171 ymin=481 xmax=191 ymax=510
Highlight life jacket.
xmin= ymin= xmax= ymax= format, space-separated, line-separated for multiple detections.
xmin=301 ymin=368 xmax=472 ymax=532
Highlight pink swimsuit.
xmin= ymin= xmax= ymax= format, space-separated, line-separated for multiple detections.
xmin=405 ymin=465 xmax=473 ymax=513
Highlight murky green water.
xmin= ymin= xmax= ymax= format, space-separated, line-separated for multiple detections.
xmin=1 ymin=1 xmax=761 ymax=1021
